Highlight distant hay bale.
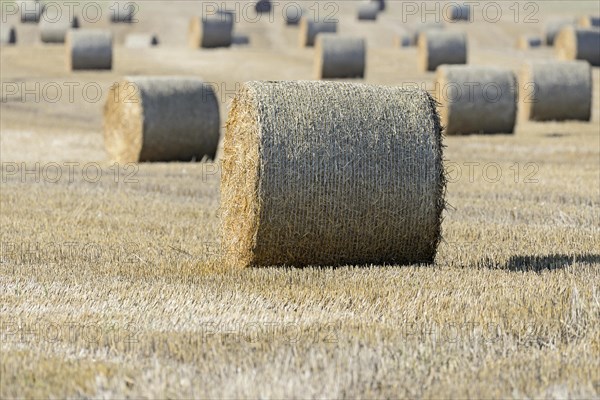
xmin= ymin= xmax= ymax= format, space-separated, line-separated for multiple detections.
xmin=66 ymin=29 xmax=112 ymax=70
xmin=314 ymin=34 xmax=366 ymax=79
xmin=221 ymin=80 xmax=445 ymax=268
xmin=188 ymin=14 xmax=233 ymax=48
xmin=0 ymin=26 xmax=16 ymax=45
xmin=393 ymin=33 xmax=412 ymax=47
xmin=255 ymin=0 xmax=271 ymax=13
xmin=284 ymin=5 xmax=303 ymax=25
xmin=20 ymin=0 xmax=44 ymax=23
xmin=110 ymin=2 xmax=134 ymax=23
xmin=520 ymin=61 xmax=592 ymax=121
xmin=39 ymin=11 xmax=79 ymax=43
xmin=357 ymin=2 xmax=379 ymax=21
xmin=418 ymin=30 xmax=467 ymax=71
xmin=516 ymin=35 xmax=542 ymax=49
xmin=436 ymin=65 xmax=517 ymax=135
xmin=299 ymin=18 xmax=337 ymax=47
xmin=578 ymin=16 xmax=600 ymax=28
xmin=555 ymin=27 xmax=600 ymax=66
xmin=412 ymin=22 xmax=444 ymax=44
xmin=104 ymin=77 xmax=220 ymax=163
xmin=125 ymin=33 xmax=159 ymax=48
xmin=372 ymin=0 xmax=385 ymax=11
xmin=448 ymin=4 xmax=470 ymax=21
xmin=544 ymin=18 xmax=575 ymax=45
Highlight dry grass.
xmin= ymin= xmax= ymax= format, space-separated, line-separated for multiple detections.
xmin=1 ymin=1 xmax=599 ymax=398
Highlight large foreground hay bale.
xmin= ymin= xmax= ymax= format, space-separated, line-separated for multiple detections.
xmin=221 ymin=81 xmax=445 ymax=268
xmin=110 ymin=2 xmax=134 ymax=23
xmin=544 ymin=18 xmax=575 ymax=45
xmin=125 ymin=33 xmax=159 ymax=48
xmin=299 ymin=18 xmax=337 ymax=47
xmin=189 ymin=15 xmax=233 ymax=48
xmin=39 ymin=11 xmax=79 ymax=43
xmin=418 ymin=31 xmax=467 ymax=71
xmin=516 ymin=35 xmax=542 ymax=49
xmin=448 ymin=4 xmax=470 ymax=21
xmin=104 ymin=77 xmax=220 ymax=163
xmin=520 ymin=61 xmax=591 ymax=121
xmin=314 ymin=35 xmax=365 ymax=79
xmin=20 ymin=0 xmax=43 ymax=23
xmin=0 ymin=26 xmax=16 ymax=45
xmin=284 ymin=5 xmax=303 ymax=25
xmin=66 ymin=29 xmax=112 ymax=70
xmin=436 ymin=66 xmax=517 ymax=135
xmin=578 ymin=16 xmax=600 ymax=28
xmin=555 ymin=27 xmax=600 ymax=66
xmin=357 ymin=2 xmax=379 ymax=21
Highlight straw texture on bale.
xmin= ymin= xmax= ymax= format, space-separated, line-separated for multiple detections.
xmin=188 ymin=15 xmax=233 ymax=48
xmin=448 ymin=4 xmax=470 ymax=21
xmin=125 ymin=33 xmax=159 ymax=48
xmin=578 ymin=16 xmax=600 ymax=28
xmin=357 ymin=2 xmax=379 ymax=21
xmin=555 ymin=27 xmax=600 ymax=66
xmin=520 ymin=61 xmax=592 ymax=121
xmin=436 ymin=66 xmax=517 ymax=135
xmin=314 ymin=35 xmax=366 ymax=79
xmin=0 ymin=26 xmax=16 ymax=45
xmin=104 ymin=77 xmax=220 ymax=163
xmin=66 ymin=29 xmax=112 ymax=70
xmin=418 ymin=31 xmax=467 ymax=71
xmin=412 ymin=22 xmax=444 ymax=44
xmin=394 ymin=33 xmax=412 ymax=47
xmin=299 ymin=18 xmax=337 ymax=47
xmin=110 ymin=3 xmax=134 ymax=23
xmin=39 ymin=12 xmax=79 ymax=43
xmin=20 ymin=0 xmax=44 ymax=23
xmin=255 ymin=0 xmax=271 ymax=13
xmin=544 ymin=18 xmax=575 ymax=45
xmin=284 ymin=5 xmax=303 ymax=25
xmin=221 ymin=81 xmax=445 ymax=268
xmin=516 ymin=35 xmax=542 ymax=49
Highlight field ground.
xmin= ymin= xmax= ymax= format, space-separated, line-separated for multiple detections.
xmin=1 ymin=1 xmax=599 ymax=398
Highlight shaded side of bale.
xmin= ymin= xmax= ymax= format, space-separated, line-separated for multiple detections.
xmin=39 ymin=12 xmax=79 ymax=43
xmin=125 ymin=33 xmax=159 ymax=48
xmin=255 ymin=0 xmax=271 ymax=13
xmin=104 ymin=77 xmax=220 ymax=163
xmin=357 ymin=2 xmax=379 ymax=21
xmin=578 ymin=16 xmax=600 ymax=27
xmin=393 ymin=33 xmax=412 ymax=47
xmin=448 ymin=4 xmax=470 ymax=21
xmin=520 ymin=61 xmax=591 ymax=121
xmin=299 ymin=18 xmax=337 ymax=47
xmin=188 ymin=15 xmax=233 ymax=48
xmin=412 ymin=22 xmax=444 ymax=44
xmin=314 ymin=35 xmax=366 ymax=79
xmin=418 ymin=30 xmax=467 ymax=72
xmin=221 ymin=81 xmax=445 ymax=268
xmin=66 ymin=29 xmax=112 ymax=70
xmin=110 ymin=3 xmax=134 ymax=23
xmin=436 ymin=66 xmax=517 ymax=135
xmin=555 ymin=27 xmax=600 ymax=66
xmin=20 ymin=0 xmax=44 ymax=23
xmin=284 ymin=5 xmax=303 ymax=25
xmin=372 ymin=0 xmax=385 ymax=11
xmin=0 ymin=26 xmax=16 ymax=45
xmin=516 ymin=35 xmax=542 ymax=49
xmin=544 ymin=18 xmax=575 ymax=45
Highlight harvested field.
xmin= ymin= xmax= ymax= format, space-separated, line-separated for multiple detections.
xmin=1 ymin=0 xmax=599 ymax=398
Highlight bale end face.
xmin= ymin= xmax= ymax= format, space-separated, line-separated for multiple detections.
xmin=104 ymin=81 xmax=144 ymax=163
xmin=555 ymin=26 xmax=600 ymax=66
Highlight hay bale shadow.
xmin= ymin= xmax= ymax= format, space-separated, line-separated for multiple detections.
xmin=501 ymin=253 xmax=600 ymax=272
xmin=232 ymin=34 xmax=250 ymax=45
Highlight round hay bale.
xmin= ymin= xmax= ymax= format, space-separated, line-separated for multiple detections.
xmin=436 ymin=65 xmax=517 ymax=135
xmin=104 ymin=77 xmax=220 ymax=163
xmin=188 ymin=15 xmax=233 ymax=48
xmin=520 ymin=61 xmax=592 ymax=122
xmin=255 ymin=0 xmax=271 ymax=13
xmin=20 ymin=0 xmax=44 ymax=23
xmin=578 ymin=16 xmax=600 ymax=28
xmin=393 ymin=33 xmax=412 ymax=47
xmin=39 ymin=12 xmax=79 ymax=43
xmin=125 ymin=33 xmax=159 ymax=48
xmin=516 ymin=35 xmax=542 ymax=49
xmin=299 ymin=18 xmax=337 ymax=47
xmin=221 ymin=81 xmax=445 ymax=268
xmin=448 ymin=4 xmax=470 ymax=21
xmin=372 ymin=0 xmax=385 ymax=11
xmin=284 ymin=5 xmax=303 ymax=25
xmin=555 ymin=26 xmax=600 ymax=66
xmin=0 ymin=26 xmax=16 ymax=45
xmin=357 ymin=2 xmax=379 ymax=21
xmin=66 ymin=29 xmax=112 ymax=70
xmin=544 ymin=18 xmax=575 ymax=45
xmin=418 ymin=30 xmax=467 ymax=72
xmin=110 ymin=2 xmax=134 ymax=23
xmin=412 ymin=22 xmax=444 ymax=44
xmin=314 ymin=34 xmax=366 ymax=79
